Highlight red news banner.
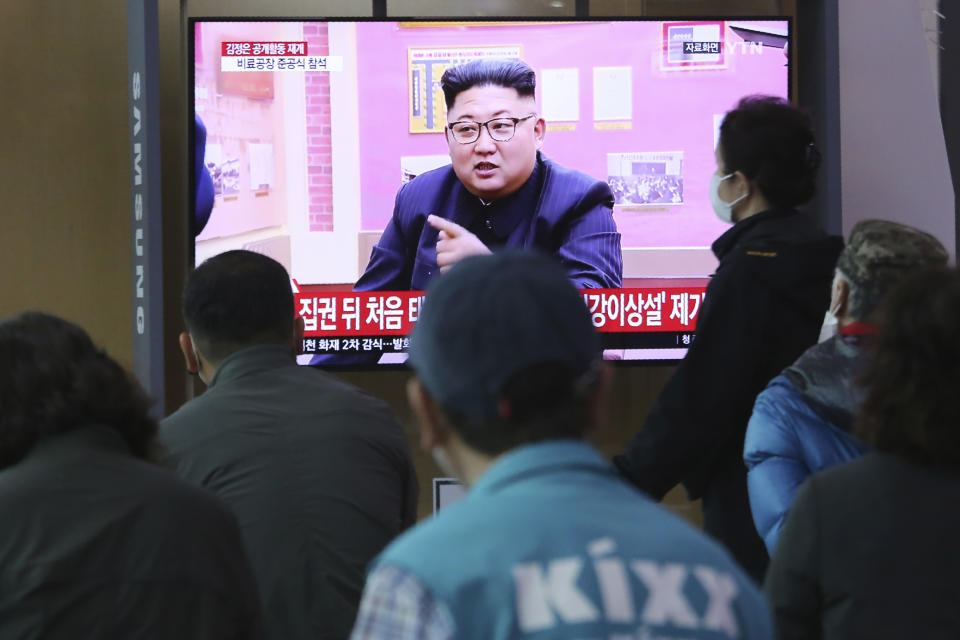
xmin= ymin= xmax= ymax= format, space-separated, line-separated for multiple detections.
xmin=221 ymin=41 xmax=308 ymax=56
xmin=295 ymin=286 xmax=707 ymax=354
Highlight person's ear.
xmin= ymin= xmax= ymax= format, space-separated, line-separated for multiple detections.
xmin=179 ymin=332 xmax=200 ymax=375
xmin=731 ymin=170 xmax=751 ymax=196
xmin=834 ymin=278 xmax=851 ymax=318
xmin=585 ymin=362 xmax=614 ymax=435
xmin=407 ymin=377 xmax=448 ymax=452
xmin=534 ymin=116 xmax=546 ymax=148
xmin=292 ymin=315 xmax=305 ymax=355
xmin=444 ymin=126 xmax=456 ymax=152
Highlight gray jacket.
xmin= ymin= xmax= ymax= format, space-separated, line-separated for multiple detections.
xmin=161 ymin=345 xmax=418 ymax=639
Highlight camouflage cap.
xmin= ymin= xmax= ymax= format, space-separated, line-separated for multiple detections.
xmin=836 ymin=220 xmax=949 ymax=297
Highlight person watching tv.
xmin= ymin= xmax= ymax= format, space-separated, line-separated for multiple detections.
xmin=161 ymin=249 xmax=418 ymax=639
xmin=743 ymin=219 xmax=948 ymax=553
xmin=765 ymin=265 xmax=960 ymax=639
xmin=0 ymin=312 xmax=264 ymax=639
xmin=613 ymin=95 xmax=844 ymax=582
xmin=351 ymin=250 xmax=772 ymax=640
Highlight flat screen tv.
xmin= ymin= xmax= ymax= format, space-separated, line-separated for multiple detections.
xmin=189 ymin=17 xmax=791 ymax=367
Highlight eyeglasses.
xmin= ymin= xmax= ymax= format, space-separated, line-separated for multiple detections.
xmin=446 ymin=114 xmax=537 ymax=144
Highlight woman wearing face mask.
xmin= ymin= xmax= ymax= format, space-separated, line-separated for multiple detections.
xmin=614 ymin=95 xmax=843 ymax=583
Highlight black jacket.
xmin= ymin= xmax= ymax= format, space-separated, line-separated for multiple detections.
xmin=0 ymin=426 xmax=264 ymax=639
xmin=766 ymin=453 xmax=960 ymax=639
xmin=615 ymin=209 xmax=843 ymax=499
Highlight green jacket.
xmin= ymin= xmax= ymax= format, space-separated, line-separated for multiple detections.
xmin=161 ymin=345 xmax=418 ymax=639
xmin=0 ymin=425 xmax=264 ymax=639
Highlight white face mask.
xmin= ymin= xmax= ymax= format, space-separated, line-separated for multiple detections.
xmin=817 ymin=273 xmax=844 ymax=343
xmin=709 ymin=172 xmax=748 ymax=224
xmin=817 ymin=307 xmax=840 ymax=343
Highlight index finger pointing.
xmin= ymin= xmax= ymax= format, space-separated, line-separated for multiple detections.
xmin=427 ymin=214 xmax=466 ymax=237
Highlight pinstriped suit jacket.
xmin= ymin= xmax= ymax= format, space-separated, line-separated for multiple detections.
xmin=356 ymin=153 xmax=623 ymax=291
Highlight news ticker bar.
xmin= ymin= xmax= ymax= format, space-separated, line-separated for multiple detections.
xmin=294 ymin=286 xmax=707 ymax=339
xmin=301 ymin=331 xmax=696 ymax=355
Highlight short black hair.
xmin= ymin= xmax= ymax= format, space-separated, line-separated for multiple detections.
xmin=0 ymin=312 xmax=157 ymax=469
xmin=856 ymin=266 xmax=960 ymax=467
xmin=183 ymin=250 xmax=294 ymax=362
xmin=440 ymin=361 xmax=598 ymax=456
xmin=441 ymin=59 xmax=536 ymax=111
xmin=718 ymin=95 xmax=819 ymax=209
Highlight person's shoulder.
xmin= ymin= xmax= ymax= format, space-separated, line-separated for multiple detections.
xmin=812 ymin=451 xmax=888 ymax=483
xmin=625 ymin=496 xmax=752 ymax=567
xmin=757 ymin=373 xmax=801 ymax=402
xmin=541 ymin=155 xmax=608 ymax=192
xmin=376 ymin=487 xmax=551 ymax=573
xmin=539 ymin=155 xmax=613 ymax=217
xmin=754 ymin=370 xmax=853 ymax=441
xmin=723 ymin=213 xmax=841 ymax=292
xmin=165 ymin=366 xmax=399 ymax=440
xmin=118 ymin=461 xmax=257 ymax=584
xmin=372 ymin=506 xmax=466 ymax=578
xmin=79 ymin=450 xmax=239 ymax=528
xmin=606 ymin=497 xmax=771 ymax=626
xmin=741 ymin=210 xmax=844 ymax=258
xmin=785 ymin=453 xmax=884 ymax=521
xmin=389 ymin=165 xmax=460 ymax=232
xmin=399 ymin=164 xmax=459 ymax=200
xmin=751 ymin=374 xmax=817 ymax=425
xmin=159 ymin=391 xmax=225 ymax=450
xmin=384 ymin=475 xmax=719 ymax=562
xmin=117 ymin=453 xmax=212 ymax=500
xmin=157 ymin=375 xmax=276 ymax=465
xmin=376 ymin=480 xmax=767 ymax=616
xmin=294 ymin=366 xmax=399 ymax=418
xmin=634 ymin=511 xmax=770 ymax=623
xmin=746 ymin=375 xmax=808 ymax=442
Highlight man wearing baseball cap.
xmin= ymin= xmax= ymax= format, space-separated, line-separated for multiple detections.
xmin=351 ymin=249 xmax=772 ymax=639
xmin=743 ymin=219 xmax=949 ymax=554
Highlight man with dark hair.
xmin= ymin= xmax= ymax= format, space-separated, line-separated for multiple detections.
xmin=0 ymin=312 xmax=264 ymax=639
xmin=355 ymin=58 xmax=622 ymax=292
xmin=350 ymin=250 xmax=772 ymax=640
xmin=743 ymin=220 xmax=948 ymax=553
xmin=765 ymin=266 xmax=960 ymax=638
xmin=161 ymin=250 xmax=418 ymax=639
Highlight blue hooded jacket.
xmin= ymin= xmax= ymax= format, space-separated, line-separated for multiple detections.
xmin=743 ymin=334 xmax=869 ymax=553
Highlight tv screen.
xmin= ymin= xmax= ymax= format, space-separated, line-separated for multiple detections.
xmin=190 ymin=17 xmax=790 ymax=367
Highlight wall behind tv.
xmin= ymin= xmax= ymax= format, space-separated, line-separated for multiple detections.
xmin=837 ymin=0 xmax=954 ymax=256
xmin=0 ymin=0 xmax=133 ymax=367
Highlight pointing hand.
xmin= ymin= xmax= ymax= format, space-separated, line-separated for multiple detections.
xmin=428 ymin=214 xmax=492 ymax=274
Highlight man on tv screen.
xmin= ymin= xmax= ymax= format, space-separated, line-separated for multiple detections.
xmin=354 ymin=58 xmax=623 ymax=292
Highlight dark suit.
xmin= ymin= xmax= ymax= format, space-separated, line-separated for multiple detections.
xmin=357 ymin=152 xmax=622 ymax=291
